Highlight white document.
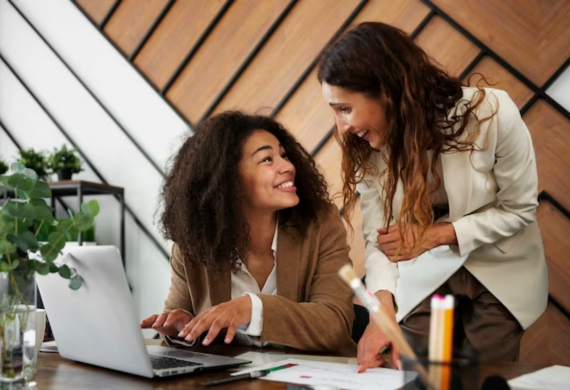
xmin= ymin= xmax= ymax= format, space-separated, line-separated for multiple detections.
xmin=232 ymin=351 xmax=358 ymax=371
xmin=232 ymin=358 xmax=410 ymax=390
xmin=508 ymin=365 xmax=570 ymax=390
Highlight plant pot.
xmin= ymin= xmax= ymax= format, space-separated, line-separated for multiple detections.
xmin=56 ymin=169 xmax=73 ymax=181
xmin=0 ymin=270 xmax=38 ymax=388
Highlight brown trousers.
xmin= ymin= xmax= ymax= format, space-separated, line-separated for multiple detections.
xmin=400 ymin=267 xmax=524 ymax=362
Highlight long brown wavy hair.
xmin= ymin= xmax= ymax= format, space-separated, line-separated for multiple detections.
xmin=318 ymin=22 xmax=496 ymax=254
xmin=159 ymin=111 xmax=330 ymax=272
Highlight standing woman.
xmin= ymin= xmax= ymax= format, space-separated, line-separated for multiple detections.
xmin=318 ymin=22 xmax=547 ymax=370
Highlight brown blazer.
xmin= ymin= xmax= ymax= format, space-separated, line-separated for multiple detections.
xmin=164 ymin=204 xmax=357 ymax=355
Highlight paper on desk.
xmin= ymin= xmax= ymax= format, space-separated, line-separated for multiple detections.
xmin=232 ymin=358 xmax=410 ymax=390
xmin=232 ymin=351 xmax=358 ymax=370
xmin=508 ymin=365 xmax=570 ymax=390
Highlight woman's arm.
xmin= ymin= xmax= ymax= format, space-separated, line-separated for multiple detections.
xmin=451 ymin=91 xmax=539 ymax=256
xmin=164 ymin=244 xmax=194 ymax=315
xmin=256 ymin=206 xmax=356 ymax=354
xmin=357 ymin=167 xmax=400 ymax=304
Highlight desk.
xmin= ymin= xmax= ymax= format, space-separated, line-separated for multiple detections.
xmin=37 ymin=340 xmax=546 ymax=389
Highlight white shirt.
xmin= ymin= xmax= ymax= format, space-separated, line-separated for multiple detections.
xmin=233 ymin=222 xmax=278 ymax=346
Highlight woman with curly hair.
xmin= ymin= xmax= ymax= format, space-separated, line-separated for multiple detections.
xmin=318 ymin=22 xmax=547 ymax=369
xmin=141 ymin=111 xmax=356 ymax=354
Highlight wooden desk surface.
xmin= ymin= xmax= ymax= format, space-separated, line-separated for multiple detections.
xmin=37 ymin=340 xmax=546 ymax=389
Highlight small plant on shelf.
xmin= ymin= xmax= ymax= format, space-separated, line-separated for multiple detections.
xmin=47 ymin=144 xmax=83 ymax=181
xmin=16 ymin=148 xmax=49 ymax=181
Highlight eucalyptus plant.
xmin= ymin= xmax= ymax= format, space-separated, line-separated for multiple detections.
xmin=0 ymin=163 xmax=99 ymax=290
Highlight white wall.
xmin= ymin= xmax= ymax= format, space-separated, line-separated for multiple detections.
xmin=0 ymin=0 xmax=190 ymax=336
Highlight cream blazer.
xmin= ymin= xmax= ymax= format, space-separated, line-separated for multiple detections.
xmin=358 ymin=87 xmax=548 ymax=329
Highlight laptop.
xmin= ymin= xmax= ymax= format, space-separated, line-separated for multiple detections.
xmin=36 ymin=245 xmax=250 ymax=378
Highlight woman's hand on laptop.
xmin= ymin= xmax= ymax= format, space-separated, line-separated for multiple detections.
xmin=140 ymin=309 xmax=193 ymax=336
xmin=177 ymin=296 xmax=252 ymax=346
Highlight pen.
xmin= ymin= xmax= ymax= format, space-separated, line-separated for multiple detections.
xmin=202 ymin=369 xmax=270 ymax=386
xmin=202 ymin=363 xmax=297 ymax=387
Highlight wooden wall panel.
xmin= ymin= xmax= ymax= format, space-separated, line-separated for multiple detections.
xmin=211 ymin=0 xmax=361 ymax=115
xmin=524 ymin=101 xmax=570 ymax=212
xmin=167 ymin=0 xmax=291 ymax=124
xmin=277 ymin=0 xmax=431 ymax=153
xmin=537 ymin=201 xmax=570 ymax=314
xmin=415 ymin=16 xmax=481 ymax=77
xmin=431 ymin=0 xmax=570 ymax=86
xmin=134 ymin=0 xmax=226 ymax=89
xmin=274 ymin=68 xmax=333 ymax=153
xmin=104 ymin=0 xmax=169 ymax=56
xmin=463 ymin=56 xmax=534 ymax=109
xmin=520 ymin=302 xmax=570 ymax=366
xmin=314 ymin=137 xmax=343 ymax=209
xmin=76 ymin=0 xmax=116 ymax=25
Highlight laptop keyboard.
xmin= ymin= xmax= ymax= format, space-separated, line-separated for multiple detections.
xmin=150 ymin=355 xmax=203 ymax=370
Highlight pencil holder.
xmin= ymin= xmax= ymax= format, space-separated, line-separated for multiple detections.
xmin=400 ymin=351 xmax=479 ymax=390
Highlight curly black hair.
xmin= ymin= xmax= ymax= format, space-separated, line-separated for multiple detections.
xmin=160 ymin=111 xmax=331 ymax=272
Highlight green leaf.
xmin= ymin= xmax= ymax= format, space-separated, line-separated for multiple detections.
xmin=58 ymin=264 xmax=71 ymax=279
xmin=0 ymin=262 xmax=11 ymax=272
xmin=37 ymin=262 xmax=50 ymax=275
xmin=25 ymin=259 xmax=39 ymax=270
xmin=49 ymin=263 xmax=59 ymax=273
xmin=10 ymin=163 xmax=25 ymax=173
xmin=22 ymin=168 xmax=38 ymax=182
xmin=2 ymin=201 xmax=35 ymax=226
xmin=9 ymin=259 xmax=19 ymax=270
xmin=0 ymin=218 xmax=15 ymax=236
xmin=34 ymin=204 xmax=55 ymax=225
xmin=73 ymin=212 xmax=94 ymax=231
xmin=7 ymin=231 xmax=39 ymax=252
xmin=40 ymin=232 xmax=65 ymax=261
xmin=81 ymin=200 xmax=100 ymax=218
xmin=55 ymin=219 xmax=73 ymax=233
xmin=0 ymin=240 xmax=17 ymax=255
xmin=6 ymin=173 xmax=34 ymax=192
xmin=69 ymin=274 xmax=83 ymax=290
xmin=47 ymin=232 xmax=66 ymax=251
xmin=28 ymin=181 xmax=51 ymax=199
xmin=30 ymin=198 xmax=47 ymax=207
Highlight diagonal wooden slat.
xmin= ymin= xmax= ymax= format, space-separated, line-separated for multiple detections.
xmin=462 ymin=55 xmax=534 ymax=109
xmin=524 ymin=100 xmax=570 ymax=213
xmin=167 ymin=0 xmax=292 ymax=124
xmin=103 ymin=0 xmax=170 ymax=56
xmin=520 ymin=301 xmax=570 ymax=365
xmin=414 ymin=15 xmax=481 ymax=77
xmin=133 ymin=0 xmax=227 ymax=89
xmin=210 ymin=0 xmax=361 ymax=116
xmin=75 ymin=0 xmax=116 ymax=25
xmin=537 ymin=201 xmax=570 ymax=314
xmin=430 ymin=0 xmax=570 ymax=87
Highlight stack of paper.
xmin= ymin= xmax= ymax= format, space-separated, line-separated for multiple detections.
xmin=232 ymin=358 xmax=409 ymax=390
xmin=508 ymin=365 xmax=570 ymax=390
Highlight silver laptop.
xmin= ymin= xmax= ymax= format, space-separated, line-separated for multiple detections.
xmin=37 ymin=245 xmax=250 ymax=378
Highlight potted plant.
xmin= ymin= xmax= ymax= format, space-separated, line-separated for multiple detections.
xmin=16 ymin=149 xmax=49 ymax=181
xmin=0 ymin=163 xmax=98 ymax=386
xmin=0 ymin=158 xmax=8 ymax=175
xmin=47 ymin=145 xmax=83 ymax=181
